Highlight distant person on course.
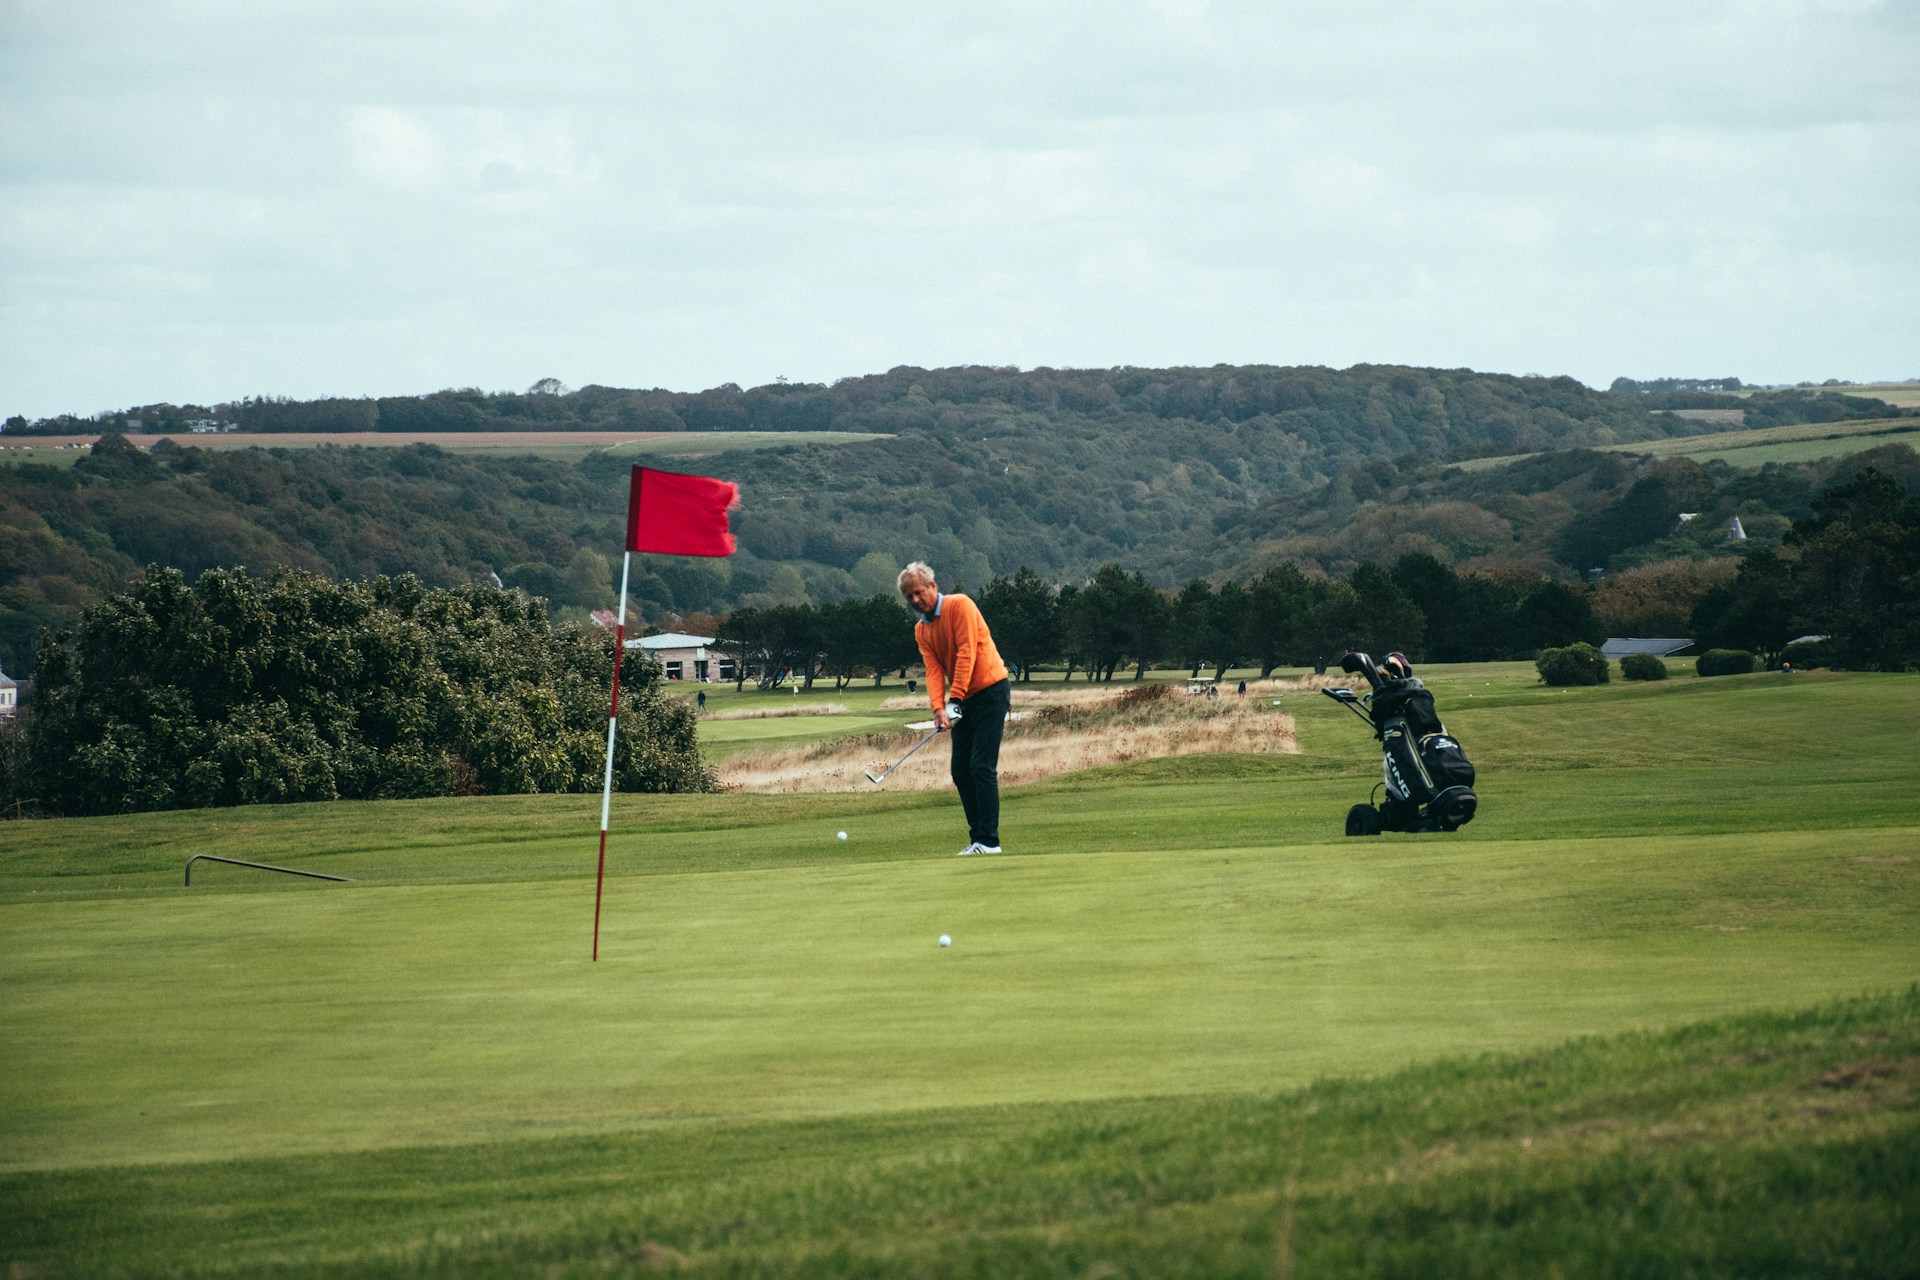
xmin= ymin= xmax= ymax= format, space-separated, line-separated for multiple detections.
xmin=899 ymin=561 xmax=1011 ymax=856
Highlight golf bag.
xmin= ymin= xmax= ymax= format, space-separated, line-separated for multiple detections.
xmin=1322 ymin=651 xmax=1478 ymax=836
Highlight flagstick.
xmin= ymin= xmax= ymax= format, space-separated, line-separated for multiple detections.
xmin=592 ymin=550 xmax=633 ymax=962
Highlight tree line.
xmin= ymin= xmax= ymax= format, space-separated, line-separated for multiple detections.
xmin=705 ymin=460 xmax=1920 ymax=690
xmin=708 ymin=557 xmax=1604 ymax=692
xmin=13 ymin=365 xmax=1902 ymax=445
xmin=12 ymin=363 xmax=1685 ymax=440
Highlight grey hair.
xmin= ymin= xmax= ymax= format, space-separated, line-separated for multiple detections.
xmin=897 ymin=561 xmax=936 ymax=592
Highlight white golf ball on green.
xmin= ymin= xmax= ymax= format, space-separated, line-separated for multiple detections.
xmin=938 ymin=934 xmax=951 ymax=948
xmin=836 ymin=830 xmax=847 ymax=840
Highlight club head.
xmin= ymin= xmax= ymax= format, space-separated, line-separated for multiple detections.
xmin=864 ymin=770 xmax=882 ymax=784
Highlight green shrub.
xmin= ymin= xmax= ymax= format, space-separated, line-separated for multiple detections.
xmin=1536 ymin=642 xmax=1611 ymax=686
xmin=1780 ymin=638 xmax=1832 ymax=670
xmin=1619 ymin=652 xmax=1668 ymax=681
xmin=1697 ymin=648 xmax=1757 ymax=677
xmin=21 ymin=566 xmax=716 ymax=816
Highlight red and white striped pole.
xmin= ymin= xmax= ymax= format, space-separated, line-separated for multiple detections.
xmin=591 ymin=549 xmax=633 ymax=962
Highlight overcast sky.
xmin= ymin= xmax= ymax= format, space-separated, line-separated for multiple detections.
xmin=3 ymin=0 xmax=1916 ymax=420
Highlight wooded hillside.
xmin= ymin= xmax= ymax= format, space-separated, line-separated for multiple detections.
xmin=3 ymin=363 xmax=1912 ymax=676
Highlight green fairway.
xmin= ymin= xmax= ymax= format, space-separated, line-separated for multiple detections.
xmin=2 ymin=666 xmax=1916 ymax=1274
xmin=695 ymin=711 xmax=898 ymax=749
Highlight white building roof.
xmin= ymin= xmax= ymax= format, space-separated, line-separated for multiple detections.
xmin=624 ymin=632 xmax=716 ymax=651
xmin=1601 ymin=637 xmax=1695 ymax=658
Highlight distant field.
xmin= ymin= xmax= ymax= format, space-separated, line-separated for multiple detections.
xmin=1736 ymin=381 xmax=1920 ymax=408
xmin=0 ymin=439 xmax=88 ymax=467
xmin=1605 ymin=416 xmax=1920 ymax=466
xmin=1854 ymin=381 xmax=1920 ymax=407
xmin=1457 ymin=414 xmax=1920 ymax=472
xmin=0 ymin=429 xmax=891 ymax=465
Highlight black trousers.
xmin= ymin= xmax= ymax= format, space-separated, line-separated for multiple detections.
xmin=950 ymin=678 xmax=1010 ymax=846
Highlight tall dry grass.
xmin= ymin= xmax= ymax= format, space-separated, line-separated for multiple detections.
xmin=878 ymin=673 xmax=1344 ymax=714
xmin=720 ymin=683 xmax=1299 ymax=793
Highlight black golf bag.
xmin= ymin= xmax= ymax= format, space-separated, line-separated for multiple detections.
xmin=1322 ymin=651 xmax=1478 ymax=835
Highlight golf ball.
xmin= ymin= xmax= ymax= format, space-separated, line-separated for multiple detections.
xmin=938 ymin=934 xmax=951 ymax=948
xmin=836 ymin=830 xmax=847 ymax=840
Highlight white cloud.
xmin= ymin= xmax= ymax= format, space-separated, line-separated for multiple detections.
xmin=0 ymin=0 xmax=1916 ymax=415
xmin=1290 ymin=152 xmax=1388 ymax=213
xmin=343 ymin=108 xmax=447 ymax=189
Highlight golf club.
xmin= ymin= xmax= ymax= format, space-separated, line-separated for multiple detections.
xmin=1321 ymin=685 xmax=1377 ymax=730
xmin=864 ymin=702 xmax=962 ymax=785
xmin=864 ymin=728 xmax=938 ymax=784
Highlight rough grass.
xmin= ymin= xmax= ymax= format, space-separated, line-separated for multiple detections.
xmin=2 ymin=989 xmax=1913 ymax=1277
xmin=719 ymin=682 xmax=1300 ymax=792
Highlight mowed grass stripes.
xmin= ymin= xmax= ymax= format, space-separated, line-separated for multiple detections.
xmin=0 ymin=665 xmax=1915 ymax=1275
xmin=7 ymin=823 xmax=1911 ymax=1173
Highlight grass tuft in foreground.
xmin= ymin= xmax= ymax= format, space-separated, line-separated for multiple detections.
xmin=4 ymin=987 xmax=1915 ymax=1277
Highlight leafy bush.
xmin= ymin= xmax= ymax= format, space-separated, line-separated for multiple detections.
xmin=21 ymin=566 xmax=715 ymax=816
xmin=1780 ymin=637 xmax=1832 ymax=670
xmin=1696 ymin=648 xmax=1757 ymax=677
xmin=1536 ymin=642 xmax=1611 ymax=686
xmin=1619 ymin=652 xmax=1669 ymax=681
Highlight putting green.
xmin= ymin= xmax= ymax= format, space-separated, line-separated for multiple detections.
xmin=696 ymin=713 xmax=898 ymax=744
xmin=4 ymin=821 xmax=1913 ymax=1172
xmin=2 ymin=667 xmax=1916 ymax=1180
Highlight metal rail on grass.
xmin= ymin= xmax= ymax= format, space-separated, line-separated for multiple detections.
xmin=184 ymin=855 xmax=353 ymax=887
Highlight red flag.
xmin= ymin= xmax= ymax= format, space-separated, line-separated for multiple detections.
xmin=626 ymin=467 xmax=738 ymax=556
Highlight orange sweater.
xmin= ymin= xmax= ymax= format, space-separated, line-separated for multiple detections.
xmin=913 ymin=593 xmax=1009 ymax=708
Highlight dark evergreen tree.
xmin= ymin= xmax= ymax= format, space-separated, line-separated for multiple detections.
xmin=977 ymin=568 xmax=1060 ymax=680
xmin=1790 ymin=467 xmax=1920 ymax=670
xmin=22 ymin=567 xmax=710 ymax=816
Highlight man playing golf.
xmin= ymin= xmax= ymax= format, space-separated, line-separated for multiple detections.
xmin=899 ymin=561 xmax=1011 ymax=855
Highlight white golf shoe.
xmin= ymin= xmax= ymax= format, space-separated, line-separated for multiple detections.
xmin=956 ymin=842 xmax=1003 ymax=856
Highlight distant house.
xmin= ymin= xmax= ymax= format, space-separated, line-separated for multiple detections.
xmin=1601 ymin=638 xmax=1695 ymax=659
xmin=624 ymin=631 xmax=734 ymax=682
xmin=0 ymin=664 xmax=17 ymax=719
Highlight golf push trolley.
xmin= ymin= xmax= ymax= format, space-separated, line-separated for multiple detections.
xmin=1322 ymin=650 xmax=1478 ymax=836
